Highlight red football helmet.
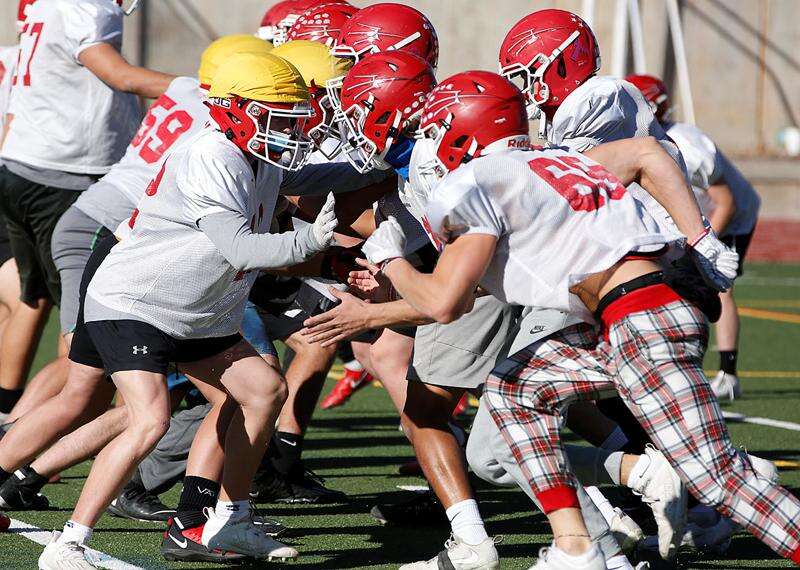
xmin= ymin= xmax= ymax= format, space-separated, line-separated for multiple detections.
xmin=336 ymin=52 xmax=437 ymax=173
xmin=499 ymin=9 xmax=600 ymax=117
xmin=626 ymin=74 xmax=670 ymax=122
xmin=17 ymin=0 xmax=36 ymax=31
xmin=331 ymin=3 xmax=439 ymax=68
xmin=258 ymin=0 xmax=346 ymax=45
xmin=287 ymin=2 xmax=358 ymax=47
xmin=419 ymin=71 xmax=530 ymax=173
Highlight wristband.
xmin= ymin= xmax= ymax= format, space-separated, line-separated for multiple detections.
xmin=688 ymin=227 xmax=709 ymax=248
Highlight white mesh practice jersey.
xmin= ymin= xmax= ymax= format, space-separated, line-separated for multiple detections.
xmin=76 ymin=76 xmax=209 ymax=221
xmin=0 ymin=46 xmax=18 ymax=141
xmin=546 ymin=75 xmax=688 ymax=238
xmin=1 ymin=0 xmax=139 ymax=174
xmin=665 ymin=121 xmax=759 ymax=236
xmin=85 ymin=128 xmax=283 ymax=339
xmin=426 ymin=148 xmax=672 ymax=323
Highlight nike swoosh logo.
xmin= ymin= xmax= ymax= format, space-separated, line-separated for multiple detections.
xmin=168 ymin=534 xmax=188 ymax=549
xmin=279 ymin=439 xmax=298 ymax=447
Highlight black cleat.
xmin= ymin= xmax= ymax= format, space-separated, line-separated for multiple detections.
xmin=107 ymin=482 xmax=175 ymax=523
xmin=161 ymin=518 xmax=247 ymax=564
xmin=0 ymin=466 xmax=50 ymax=510
xmin=251 ymin=464 xmax=346 ymax=504
xmin=370 ymin=490 xmax=448 ymax=526
xmin=250 ymin=502 xmax=288 ymax=537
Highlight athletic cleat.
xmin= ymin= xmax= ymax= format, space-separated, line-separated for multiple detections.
xmin=628 ymin=446 xmax=687 ymax=562
xmin=161 ymin=518 xmax=247 ymax=564
xmin=320 ymin=367 xmax=372 ymax=409
xmin=0 ymin=466 xmax=50 ymax=510
xmin=107 ymin=482 xmax=175 ymax=522
xmin=680 ymin=516 xmax=736 ymax=555
xmin=202 ymin=507 xmax=298 ymax=561
xmin=526 ymin=545 xmax=606 ymax=570
xmin=370 ymin=490 xmax=448 ymax=526
xmin=38 ymin=531 xmax=96 ymax=570
xmin=399 ymin=534 xmax=502 ymax=569
xmin=250 ymin=502 xmax=287 ymax=537
xmin=452 ymin=393 xmax=470 ymax=418
xmin=710 ymin=370 xmax=741 ymax=401
xmin=251 ymin=464 xmax=346 ymax=504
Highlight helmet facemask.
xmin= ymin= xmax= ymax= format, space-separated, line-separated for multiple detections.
xmin=307 ymin=86 xmax=345 ymax=159
xmin=214 ymin=97 xmax=314 ymax=171
xmin=337 ymin=94 xmax=399 ymax=173
xmin=116 ymin=0 xmax=140 ymax=15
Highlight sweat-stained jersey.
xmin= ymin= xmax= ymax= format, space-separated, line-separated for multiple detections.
xmin=85 ymin=128 xmax=283 ymax=339
xmin=665 ymin=121 xmax=760 ymax=236
xmin=73 ymin=76 xmax=210 ymax=231
xmin=426 ymin=148 xmax=673 ymax=323
xmin=1 ymin=0 xmax=139 ymax=174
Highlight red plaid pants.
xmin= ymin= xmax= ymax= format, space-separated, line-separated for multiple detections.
xmin=486 ymin=300 xmax=800 ymax=564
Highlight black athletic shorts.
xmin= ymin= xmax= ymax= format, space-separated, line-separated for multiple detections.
xmin=0 ymin=166 xmax=82 ymax=305
xmin=69 ymin=234 xmax=242 ymax=375
xmin=721 ymin=228 xmax=755 ymax=276
xmin=0 ymin=209 xmax=12 ymax=266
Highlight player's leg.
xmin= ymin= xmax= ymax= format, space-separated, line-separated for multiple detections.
xmin=711 ymin=231 xmax=753 ymax=400
xmin=485 ymin=325 xmax=617 ymax=569
xmin=369 ymin=327 xmax=414 ymax=414
xmin=180 ymin=340 xmax=297 ymax=560
xmin=608 ymin=299 xmax=800 ymax=565
xmin=3 ymin=356 xmax=69 ymax=424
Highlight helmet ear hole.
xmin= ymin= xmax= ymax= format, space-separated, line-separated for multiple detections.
xmin=452 ymin=135 xmax=469 ymax=149
xmin=556 ymin=56 xmax=567 ymax=79
xmin=375 ymin=111 xmax=392 ymax=125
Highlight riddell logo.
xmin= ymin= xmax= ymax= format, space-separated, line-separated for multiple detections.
xmin=507 ymin=137 xmax=530 ymax=148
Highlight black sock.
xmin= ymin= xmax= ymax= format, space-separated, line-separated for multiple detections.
xmin=175 ymin=476 xmax=219 ymax=528
xmin=17 ymin=466 xmax=48 ymax=493
xmin=0 ymin=388 xmax=24 ymax=415
xmin=270 ymin=431 xmax=304 ymax=476
xmin=0 ymin=467 xmax=11 ymax=486
xmin=719 ymin=350 xmax=738 ymax=375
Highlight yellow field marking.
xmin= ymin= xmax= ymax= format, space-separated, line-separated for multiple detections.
xmin=737 ymin=307 xmax=800 ymax=324
xmin=705 ymin=370 xmax=800 ymax=379
xmin=774 ymin=460 xmax=800 ymax=470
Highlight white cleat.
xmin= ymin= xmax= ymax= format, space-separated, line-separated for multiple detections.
xmin=399 ymin=535 xmax=501 ymax=569
xmin=628 ymin=446 xmax=687 ymax=562
xmin=527 ymin=545 xmax=606 ymax=570
xmin=710 ymin=370 xmax=741 ymax=400
xmin=202 ymin=508 xmax=298 ymax=561
xmin=38 ymin=531 xmax=97 ymax=570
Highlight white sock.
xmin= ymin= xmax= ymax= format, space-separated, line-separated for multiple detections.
xmin=58 ymin=520 xmax=93 ymax=545
xmin=626 ymin=454 xmax=651 ymax=489
xmin=344 ymin=359 xmax=363 ymax=372
xmin=600 ymin=426 xmax=629 ymax=451
xmin=605 ymin=553 xmax=634 ymax=569
xmin=215 ymin=499 xmax=249 ymax=522
xmin=445 ymin=499 xmax=488 ymax=546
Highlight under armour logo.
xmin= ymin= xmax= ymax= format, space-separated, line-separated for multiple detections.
xmin=132 ymin=346 xmax=148 ymax=355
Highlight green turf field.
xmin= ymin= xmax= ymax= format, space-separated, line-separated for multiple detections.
xmin=1 ymin=262 xmax=798 ymax=569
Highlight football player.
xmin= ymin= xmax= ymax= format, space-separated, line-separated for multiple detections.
xmin=36 ymin=51 xmax=335 ymax=569
xmin=627 ymin=73 xmax=760 ymax=402
xmin=257 ymin=0 xmax=343 ymax=46
xmin=0 ymin=0 xmax=174 ymax=422
xmin=360 ymin=70 xmax=800 ymax=569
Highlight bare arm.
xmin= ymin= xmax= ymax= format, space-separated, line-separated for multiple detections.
xmin=79 ymin=43 xmax=174 ymax=98
xmin=585 ymin=137 xmax=706 ymax=240
xmin=383 ymin=233 xmax=496 ymax=323
xmin=301 ymin=291 xmax=432 ymax=346
xmin=706 ymin=181 xmax=737 ymax=234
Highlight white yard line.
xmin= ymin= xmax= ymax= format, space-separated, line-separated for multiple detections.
xmin=723 ymin=411 xmax=800 ymax=432
xmin=7 ymin=519 xmax=144 ymax=570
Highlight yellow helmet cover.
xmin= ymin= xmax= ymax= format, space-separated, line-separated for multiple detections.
xmin=198 ymin=35 xmax=273 ymax=87
xmin=271 ymin=40 xmax=352 ymax=90
xmin=208 ymin=52 xmax=309 ymax=104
